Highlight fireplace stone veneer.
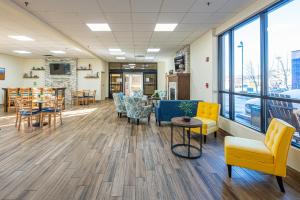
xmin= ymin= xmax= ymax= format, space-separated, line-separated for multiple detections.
xmin=45 ymin=57 xmax=77 ymax=105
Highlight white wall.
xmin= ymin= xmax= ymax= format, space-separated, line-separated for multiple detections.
xmin=77 ymin=58 xmax=107 ymax=100
xmin=190 ymin=30 xmax=218 ymax=102
xmin=0 ymin=56 xmax=108 ymax=102
xmin=22 ymin=58 xmax=45 ymax=88
xmin=157 ymin=62 xmax=166 ymax=91
xmin=0 ymin=54 xmax=24 ymax=104
xmin=188 ymin=0 xmax=300 ymax=172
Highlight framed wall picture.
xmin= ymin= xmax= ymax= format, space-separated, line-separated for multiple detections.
xmin=0 ymin=68 xmax=5 ymax=80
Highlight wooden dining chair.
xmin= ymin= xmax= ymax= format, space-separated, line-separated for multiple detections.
xmin=17 ymin=99 xmax=40 ymax=131
xmin=19 ymin=88 xmax=31 ymax=100
xmin=40 ymin=97 xmax=64 ymax=127
xmin=14 ymin=96 xmax=22 ymax=127
xmin=7 ymin=88 xmax=19 ymax=112
xmin=83 ymin=90 xmax=90 ymax=105
xmin=43 ymin=87 xmax=54 ymax=96
xmin=88 ymin=90 xmax=96 ymax=104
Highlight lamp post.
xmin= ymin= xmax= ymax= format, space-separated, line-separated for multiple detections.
xmin=237 ymin=41 xmax=244 ymax=92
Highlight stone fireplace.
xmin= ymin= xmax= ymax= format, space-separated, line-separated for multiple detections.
xmin=44 ymin=57 xmax=77 ymax=104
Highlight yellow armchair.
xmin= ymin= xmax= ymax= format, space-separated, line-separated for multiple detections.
xmin=190 ymin=102 xmax=220 ymax=143
xmin=224 ymin=118 xmax=295 ymax=192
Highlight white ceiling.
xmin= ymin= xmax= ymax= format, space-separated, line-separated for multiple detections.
xmin=0 ymin=0 xmax=255 ymax=61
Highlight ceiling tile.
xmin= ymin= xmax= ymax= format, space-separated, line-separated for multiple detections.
xmin=190 ymin=0 xmax=229 ymax=13
xmin=157 ymin=12 xmax=185 ymax=23
xmin=161 ymin=0 xmax=196 ymax=12
xmin=132 ymin=13 xmax=158 ymax=24
xmin=99 ymin=0 xmax=131 ymax=12
xmin=131 ymin=0 xmax=162 ymax=12
xmin=106 ymin=13 xmax=132 ymax=24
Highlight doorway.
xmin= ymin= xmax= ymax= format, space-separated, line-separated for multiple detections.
xmin=123 ymin=73 xmax=143 ymax=96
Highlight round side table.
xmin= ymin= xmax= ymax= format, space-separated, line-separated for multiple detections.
xmin=171 ymin=117 xmax=203 ymax=159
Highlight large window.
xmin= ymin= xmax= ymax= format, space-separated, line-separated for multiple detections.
xmin=219 ymin=0 xmax=300 ymax=148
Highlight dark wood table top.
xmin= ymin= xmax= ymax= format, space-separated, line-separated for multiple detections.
xmin=171 ymin=117 xmax=202 ymax=128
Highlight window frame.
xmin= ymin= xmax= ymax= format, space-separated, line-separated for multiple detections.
xmin=218 ymin=0 xmax=300 ymax=148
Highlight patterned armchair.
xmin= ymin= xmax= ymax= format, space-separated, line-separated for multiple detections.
xmin=112 ymin=93 xmax=126 ymax=117
xmin=132 ymin=89 xmax=144 ymax=98
xmin=124 ymin=96 xmax=152 ymax=125
xmin=132 ymin=89 xmax=148 ymax=101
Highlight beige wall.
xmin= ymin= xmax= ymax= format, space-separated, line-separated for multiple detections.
xmin=189 ymin=0 xmax=300 ymax=172
xmin=0 ymin=54 xmax=24 ymax=104
xmin=190 ymin=30 xmax=218 ymax=101
xmin=0 ymin=55 xmax=108 ymax=102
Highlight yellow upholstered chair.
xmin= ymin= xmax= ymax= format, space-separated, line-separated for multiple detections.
xmin=224 ymin=118 xmax=295 ymax=192
xmin=190 ymin=102 xmax=220 ymax=143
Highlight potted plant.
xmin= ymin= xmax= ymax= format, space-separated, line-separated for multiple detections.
xmin=179 ymin=101 xmax=195 ymax=122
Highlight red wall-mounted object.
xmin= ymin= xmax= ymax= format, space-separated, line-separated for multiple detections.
xmin=205 ymin=83 xmax=209 ymax=88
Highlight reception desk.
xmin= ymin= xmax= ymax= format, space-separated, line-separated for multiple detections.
xmin=2 ymin=87 xmax=66 ymax=112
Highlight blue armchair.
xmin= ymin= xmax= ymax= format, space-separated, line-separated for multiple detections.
xmin=124 ymin=96 xmax=152 ymax=125
xmin=155 ymin=100 xmax=200 ymax=126
xmin=112 ymin=93 xmax=126 ymax=117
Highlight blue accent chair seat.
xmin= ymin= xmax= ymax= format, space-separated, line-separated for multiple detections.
xmin=155 ymin=100 xmax=200 ymax=126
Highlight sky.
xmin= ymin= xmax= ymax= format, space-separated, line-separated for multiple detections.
xmin=223 ymin=0 xmax=300 ymax=90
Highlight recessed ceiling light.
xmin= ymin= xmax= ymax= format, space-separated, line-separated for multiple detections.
xmin=86 ymin=23 xmax=111 ymax=31
xmin=110 ymin=52 xmax=125 ymax=55
xmin=109 ymin=48 xmax=121 ymax=52
xmin=147 ymin=48 xmax=160 ymax=53
xmin=145 ymin=56 xmax=154 ymax=60
xmin=8 ymin=35 xmax=34 ymax=41
xmin=154 ymin=24 xmax=177 ymax=31
xmin=13 ymin=50 xmax=31 ymax=54
xmin=51 ymin=50 xmax=66 ymax=54
xmin=116 ymin=56 xmax=126 ymax=60
xmin=128 ymin=64 xmax=136 ymax=66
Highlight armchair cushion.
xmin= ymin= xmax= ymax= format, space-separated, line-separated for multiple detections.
xmin=189 ymin=117 xmax=217 ymax=135
xmin=225 ymin=136 xmax=274 ymax=164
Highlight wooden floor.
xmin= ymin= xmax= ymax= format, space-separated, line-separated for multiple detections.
xmin=0 ymin=101 xmax=300 ymax=200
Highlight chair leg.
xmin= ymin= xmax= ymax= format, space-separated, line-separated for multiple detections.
xmin=204 ymin=135 xmax=207 ymax=144
xmin=227 ymin=165 xmax=232 ymax=178
xmin=54 ymin=114 xmax=57 ymax=127
xmin=137 ymin=119 xmax=139 ymax=125
xmin=148 ymin=115 xmax=150 ymax=124
xmin=214 ymin=132 xmax=217 ymax=138
xmin=128 ymin=117 xmax=130 ymax=123
xmin=276 ymin=176 xmax=285 ymax=193
xmin=158 ymin=121 xmax=161 ymax=126
xmin=60 ymin=112 xmax=63 ymax=125
xmin=18 ymin=117 xmax=22 ymax=131
xmin=27 ymin=117 xmax=30 ymax=127
xmin=15 ymin=113 xmax=18 ymax=127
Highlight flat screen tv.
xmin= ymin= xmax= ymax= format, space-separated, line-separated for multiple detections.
xmin=49 ymin=63 xmax=71 ymax=75
xmin=174 ymin=55 xmax=185 ymax=72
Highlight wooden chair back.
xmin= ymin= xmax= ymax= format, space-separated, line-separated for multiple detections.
xmin=19 ymin=88 xmax=31 ymax=100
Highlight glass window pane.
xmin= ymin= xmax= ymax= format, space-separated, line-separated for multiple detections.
xmin=267 ymin=0 xmax=300 ymax=99
xmin=221 ymin=93 xmax=230 ymax=118
xmin=234 ymin=95 xmax=261 ymax=129
xmin=221 ymin=33 xmax=230 ymax=91
xmin=234 ymin=18 xmax=261 ymax=94
xmin=267 ymin=99 xmax=300 ymax=148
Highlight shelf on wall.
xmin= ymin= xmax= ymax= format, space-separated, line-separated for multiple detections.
xmin=77 ymin=69 xmax=92 ymax=71
xmin=23 ymin=77 xmax=39 ymax=79
xmin=84 ymin=76 xmax=99 ymax=79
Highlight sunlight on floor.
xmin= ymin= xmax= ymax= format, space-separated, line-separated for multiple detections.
xmin=62 ymin=108 xmax=97 ymax=118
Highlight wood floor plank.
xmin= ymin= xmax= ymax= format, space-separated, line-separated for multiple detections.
xmin=0 ymin=101 xmax=299 ymax=200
